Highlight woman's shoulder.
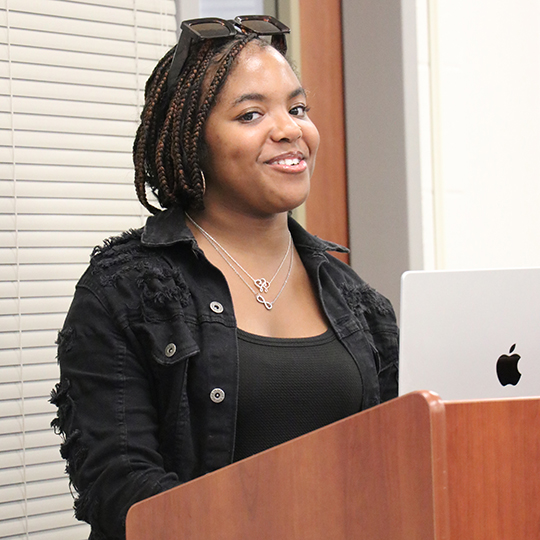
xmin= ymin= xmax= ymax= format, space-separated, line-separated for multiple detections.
xmin=77 ymin=228 xmax=192 ymax=311
xmin=324 ymin=255 xmax=396 ymax=324
xmin=88 ymin=228 xmax=145 ymax=276
xmin=289 ymin=217 xmax=396 ymax=328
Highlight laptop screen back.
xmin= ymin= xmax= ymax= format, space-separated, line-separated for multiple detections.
xmin=399 ymin=268 xmax=540 ymax=400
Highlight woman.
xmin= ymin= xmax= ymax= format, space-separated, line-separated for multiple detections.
xmin=51 ymin=16 xmax=398 ymax=540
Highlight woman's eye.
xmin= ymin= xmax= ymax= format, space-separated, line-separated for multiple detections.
xmin=290 ymin=105 xmax=309 ymax=117
xmin=238 ymin=111 xmax=261 ymax=123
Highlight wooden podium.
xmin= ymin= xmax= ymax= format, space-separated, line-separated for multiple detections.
xmin=126 ymin=391 xmax=540 ymax=539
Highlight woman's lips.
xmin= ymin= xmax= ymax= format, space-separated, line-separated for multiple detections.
xmin=265 ymin=154 xmax=307 ymax=173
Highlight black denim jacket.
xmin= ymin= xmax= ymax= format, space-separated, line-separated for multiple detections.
xmin=51 ymin=209 xmax=398 ymax=540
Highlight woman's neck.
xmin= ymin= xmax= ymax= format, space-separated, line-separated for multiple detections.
xmin=186 ymin=208 xmax=291 ymax=257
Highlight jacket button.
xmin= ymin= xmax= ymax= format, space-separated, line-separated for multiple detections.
xmin=210 ymin=388 xmax=225 ymax=403
xmin=210 ymin=301 xmax=224 ymax=313
xmin=165 ymin=343 xmax=176 ymax=358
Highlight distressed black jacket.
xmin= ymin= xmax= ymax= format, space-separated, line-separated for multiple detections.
xmin=51 ymin=209 xmax=399 ymax=540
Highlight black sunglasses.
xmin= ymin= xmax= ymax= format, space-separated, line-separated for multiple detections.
xmin=167 ymin=15 xmax=290 ymax=92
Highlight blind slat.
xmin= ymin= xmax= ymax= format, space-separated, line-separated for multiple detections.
xmin=0 ymin=430 xmax=59 ymax=454
xmin=0 ymin=348 xmax=57 ymax=368
xmin=0 ymin=230 xmax=113 ymax=249
xmin=2 ymin=446 xmax=67 ymax=470
xmin=0 ymin=493 xmax=75 ymax=523
xmin=0 ymin=379 xmax=60 ymax=401
xmin=15 ymin=198 xmax=142 ymax=215
xmin=26 ymin=523 xmax=90 ymax=540
xmin=12 ymin=131 xmax=135 ymax=153
xmin=0 ymin=414 xmax=59 ymax=437
xmin=4 ymin=61 xmax=147 ymax=89
xmin=1 ymin=94 xmax=139 ymax=121
xmin=9 ymin=181 xmax=136 ymax=200
xmin=1 ymin=265 xmax=89 ymax=283
xmin=0 ymin=508 xmax=88 ymax=537
xmin=2 ymin=249 xmax=91 ymax=265
xmin=1 ymin=312 xmax=70 ymax=332
xmin=0 ymin=280 xmax=77 ymax=298
xmin=0 ymin=164 xmax=137 ymax=183
xmin=11 ymin=296 xmax=73 ymax=317
xmin=1 ymin=113 xmax=136 ymax=137
xmin=11 ymin=148 xmax=134 ymax=168
xmin=7 ymin=45 xmax=140 ymax=73
xmin=6 ymin=214 xmax=143 ymax=231
xmin=0 ymin=478 xmax=74 ymax=505
xmin=5 ymin=80 xmax=140 ymax=107
xmin=0 ymin=330 xmax=58 ymax=350
xmin=0 ymin=295 xmax=73 ymax=316
xmin=0 ymin=400 xmax=56 ymax=423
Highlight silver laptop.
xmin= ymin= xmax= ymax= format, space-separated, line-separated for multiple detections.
xmin=398 ymin=268 xmax=540 ymax=400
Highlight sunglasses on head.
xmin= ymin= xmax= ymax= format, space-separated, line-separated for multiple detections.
xmin=167 ymin=15 xmax=290 ymax=92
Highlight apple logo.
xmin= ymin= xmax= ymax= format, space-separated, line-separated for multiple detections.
xmin=496 ymin=344 xmax=522 ymax=386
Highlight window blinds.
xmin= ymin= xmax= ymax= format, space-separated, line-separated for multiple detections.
xmin=0 ymin=1 xmax=177 ymax=538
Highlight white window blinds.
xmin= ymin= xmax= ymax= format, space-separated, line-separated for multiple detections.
xmin=0 ymin=1 xmax=177 ymax=538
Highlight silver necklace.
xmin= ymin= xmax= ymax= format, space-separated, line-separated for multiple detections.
xmin=186 ymin=213 xmax=293 ymax=310
xmin=186 ymin=213 xmax=291 ymax=293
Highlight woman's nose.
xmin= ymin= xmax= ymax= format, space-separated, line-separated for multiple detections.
xmin=270 ymin=113 xmax=302 ymax=142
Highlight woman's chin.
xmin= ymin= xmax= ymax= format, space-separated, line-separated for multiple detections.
xmin=278 ymin=183 xmax=310 ymax=213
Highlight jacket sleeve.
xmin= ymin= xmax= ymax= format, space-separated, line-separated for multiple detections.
xmin=362 ymin=290 xmax=399 ymax=403
xmin=371 ymin=313 xmax=399 ymax=403
xmin=337 ymin=269 xmax=399 ymax=404
xmin=51 ymin=284 xmax=181 ymax=540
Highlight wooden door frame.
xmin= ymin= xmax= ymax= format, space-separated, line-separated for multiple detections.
xmin=298 ymin=0 xmax=349 ymax=263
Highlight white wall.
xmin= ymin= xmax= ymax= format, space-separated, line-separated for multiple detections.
xmin=416 ymin=0 xmax=540 ymax=270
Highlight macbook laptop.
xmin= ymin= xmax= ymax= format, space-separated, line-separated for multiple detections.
xmin=398 ymin=268 xmax=540 ymax=400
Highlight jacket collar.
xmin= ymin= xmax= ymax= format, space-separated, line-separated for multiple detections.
xmin=141 ymin=207 xmax=195 ymax=247
xmin=287 ymin=216 xmax=349 ymax=254
xmin=141 ymin=207 xmax=349 ymax=254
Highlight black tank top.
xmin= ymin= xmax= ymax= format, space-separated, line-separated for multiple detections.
xmin=233 ymin=327 xmax=363 ymax=462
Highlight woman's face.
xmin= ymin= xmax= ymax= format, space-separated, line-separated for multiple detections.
xmin=202 ymin=42 xmax=320 ymax=218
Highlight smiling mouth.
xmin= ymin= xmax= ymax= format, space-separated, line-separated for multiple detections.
xmin=273 ymin=157 xmax=302 ymax=166
xmin=265 ymin=155 xmax=308 ymax=174
xmin=265 ymin=153 xmax=307 ymax=170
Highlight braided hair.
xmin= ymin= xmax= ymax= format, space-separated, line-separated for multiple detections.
xmin=133 ymin=34 xmax=265 ymax=214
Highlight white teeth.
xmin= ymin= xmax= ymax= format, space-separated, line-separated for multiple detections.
xmin=275 ymin=157 xmax=301 ymax=166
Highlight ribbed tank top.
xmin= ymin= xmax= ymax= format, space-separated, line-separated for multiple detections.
xmin=233 ymin=327 xmax=363 ymax=462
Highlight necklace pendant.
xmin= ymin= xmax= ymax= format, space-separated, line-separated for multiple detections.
xmin=254 ymin=278 xmax=270 ymax=293
xmin=256 ymin=294 xmax=273 ymax=310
